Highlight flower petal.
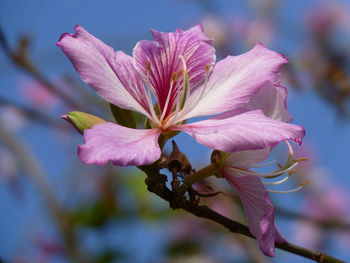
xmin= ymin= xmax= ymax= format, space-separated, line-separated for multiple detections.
xmin=57 ymin=25 xmax=151 ymax=116
xmin=174 ymin=110 xmax=304 ymax=153
xmin=216 ymin=84 xmax=292 ymax=122
xmin=224 ymin=148 xmax=271 ymax=168
xmin=243 ymin=84 xmax=292 ymax=122
xmin=223 ymin=172 xmax=281 ymax=256
xmin=179 ymin=43 xmax=288 ymax=120
xmin=133 ymin=25 xmax=215 ymax=116
xmin=78 ymin=122 xmax=162 ymax=166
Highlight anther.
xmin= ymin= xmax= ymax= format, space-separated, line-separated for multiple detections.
xmin=205 ymin=64 xmax=211 ymax=73
xmin=146 ymin=60 xmax=151 ymax=77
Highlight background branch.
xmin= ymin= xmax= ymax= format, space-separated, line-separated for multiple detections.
xmin=276 ymin=206 xmax=350 ymax=230
xmin=0 ymin=27 xmax=83 ymax=110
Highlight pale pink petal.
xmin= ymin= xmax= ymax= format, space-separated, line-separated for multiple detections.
xmin=216 ymin=84 xmax=292 ymax=122
xmin=179 ymin=43 xmax=288 ymax=121
xmin=224 ymin=148 xmax=271 ymax=168
xmin=223 ymin=171 xmax=282 ymax=256
xmin=173 ymin=110 xmax=304 ymax=153
xmin=78 ymin=123 xmax=162 ymax=167
xmin=57 ymin=25 xmax=150 ymax=116
xmin=243 ymin=84 xmax=292 ymax=122
xmin=133 ymin=25 xmax=215 ymax=117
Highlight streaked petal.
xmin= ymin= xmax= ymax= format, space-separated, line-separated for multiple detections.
xmin=57 ymin=25 xmax=150 ymax=116
xmin=223 ymin=172 xmax=281 ymax=256
xmin=133 ymin=25 xmax=215 ymax=115
xmin=216 ymin=84 xmax=292 ymax=123
xmin=174 ymin=110 xmax=304 ymax=153
xmin=179 ymin=43 xmax=288 ymax=120
xmin=78 ymin=122 xmax=162 ymax=166
xmin=224 ymin=148 xmax=271 ymax=168
xmin=243 ymin=84 xmax=292 ymax=122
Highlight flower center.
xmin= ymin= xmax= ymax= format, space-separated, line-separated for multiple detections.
xmin=145 ymin=58 xmax=212 ymax=130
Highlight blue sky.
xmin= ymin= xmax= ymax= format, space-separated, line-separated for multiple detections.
xmin=1 ymin=0 xmax=350 ymax=262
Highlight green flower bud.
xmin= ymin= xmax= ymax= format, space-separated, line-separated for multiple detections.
xmin=61 ymin=111 xmax=106 ymax=134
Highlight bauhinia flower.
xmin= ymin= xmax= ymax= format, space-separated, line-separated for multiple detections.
xmin=57 ymin=25 xmax=305 ymax=166
xmin=212 ymin=84 xmax=308 ymax=256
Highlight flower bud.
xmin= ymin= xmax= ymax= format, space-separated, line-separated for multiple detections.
xmin=61 ymin=111 xmax=106 ymax=134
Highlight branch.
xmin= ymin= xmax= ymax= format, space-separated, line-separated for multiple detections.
xmin=0 ymin=95 xmax=68 ymax=131
xmin=0 ymin=27 xmax=83 ymax=110
xmin=140 ymin=164 xmax=347 ymax=263
xmin=275 ymin=206 xmax=350 ymax=231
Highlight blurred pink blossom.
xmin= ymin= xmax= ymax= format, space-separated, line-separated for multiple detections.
xmin=0 ymin=106 xmax=27 ymax=131
xmin=231 ymin=17 xmax=275 ymax=46
xmin=17 ymin=77 xmax=59 ymax=108
xmin=0 ymin=147 xmax=17 ymax=180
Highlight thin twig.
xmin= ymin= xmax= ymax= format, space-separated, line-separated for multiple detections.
xmin=0 ymin=95 xmax=68 ymax=131
xmin=275 ymin=206 xmax=350 ymax=231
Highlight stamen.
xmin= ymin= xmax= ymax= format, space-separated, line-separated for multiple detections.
xmin=179 ymin=56 xmax=190 ymax=110
xmin=294 ymin=158 xmax=308 ymax=162
xmin=146 ymin=60 xmax=151 ymax=77
xmin=146 ymin=85 xmax=161 ymax=126
xmin=288 ymin=170 xmax=297 ymax=175
xmin=159 ymin=72 xmax=177 ymax=122
xmin=263 ymin=175 xmax=291 ymax=185
xmin=228 ymin=161 xmax=299 ymax=179
xmin=165 ymin=55 xmax=189 ymax=128
xmin=248 ymin=160 xmax=276 ymax=168
xmin=174 ymin=64 xmax=212 ymax=124
xmin=205 ymin=64 xmax=211 ymax=73
xmin=267 ymin=180 xmax=313 ymax=194
xmin=285 ymin=141 xmax=295 ymax=165
xmin=143 ymin=60 xmax=161 ymax=126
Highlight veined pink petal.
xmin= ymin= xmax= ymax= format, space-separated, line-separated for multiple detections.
xmin=57 ymin=25 xmax=151 ymax=117
xmin=216 ymin=84 xmax=292 ymax=123
xmin=179 ymin=43 xmax=288 ymax=121
xmin=78 ymin=122 xmax=162 ymax=167
xmin=174 ymin=110 xmax=304 ymax=153
xmin=222 ymin=171 xmax=281 ymax=256
xmin=224 ymin=148 xmax=271 ymax=168
xmin=243 ymin=84 xmax=292 ymax=122
xmin=133 ymin=25 xmax=215 ymax=117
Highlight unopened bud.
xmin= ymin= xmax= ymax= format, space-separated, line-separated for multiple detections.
xmin=61 ymin=111 xmax=106 ymax=134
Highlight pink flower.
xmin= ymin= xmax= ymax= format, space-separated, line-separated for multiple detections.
xmin=57 ymin=25 xmax=304 ymax=166
xmin=217 ymin=84 xmax=303 ymax=256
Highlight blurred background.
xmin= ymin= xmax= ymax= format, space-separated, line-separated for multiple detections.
xmin=1 ymin=0 xmax=350 ymax=262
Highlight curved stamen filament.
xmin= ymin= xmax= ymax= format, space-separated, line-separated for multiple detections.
xmin=228 ymin=161 xmax=298 ymax=179
xmin=179 ymin=56 xmax=190 ymax=110
xmin=144 ymin=61 xmax=161 ymax=126
xmin=146 ymin=85 xmax=161 ymax=126
xmin=164 ymin=55 xmax=189 ymax=128
xmin=262 ymin=175 xmax=291 ymax=185
xmin=267 ymin=180 xmax=313 ymax=194
xmin=248 ymin=160 xmax=276 ymax=168
xmin=174 ymin=64 xmax=212 ymax=124
xmin=160 ymin=72 xmax=177 ymax=122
